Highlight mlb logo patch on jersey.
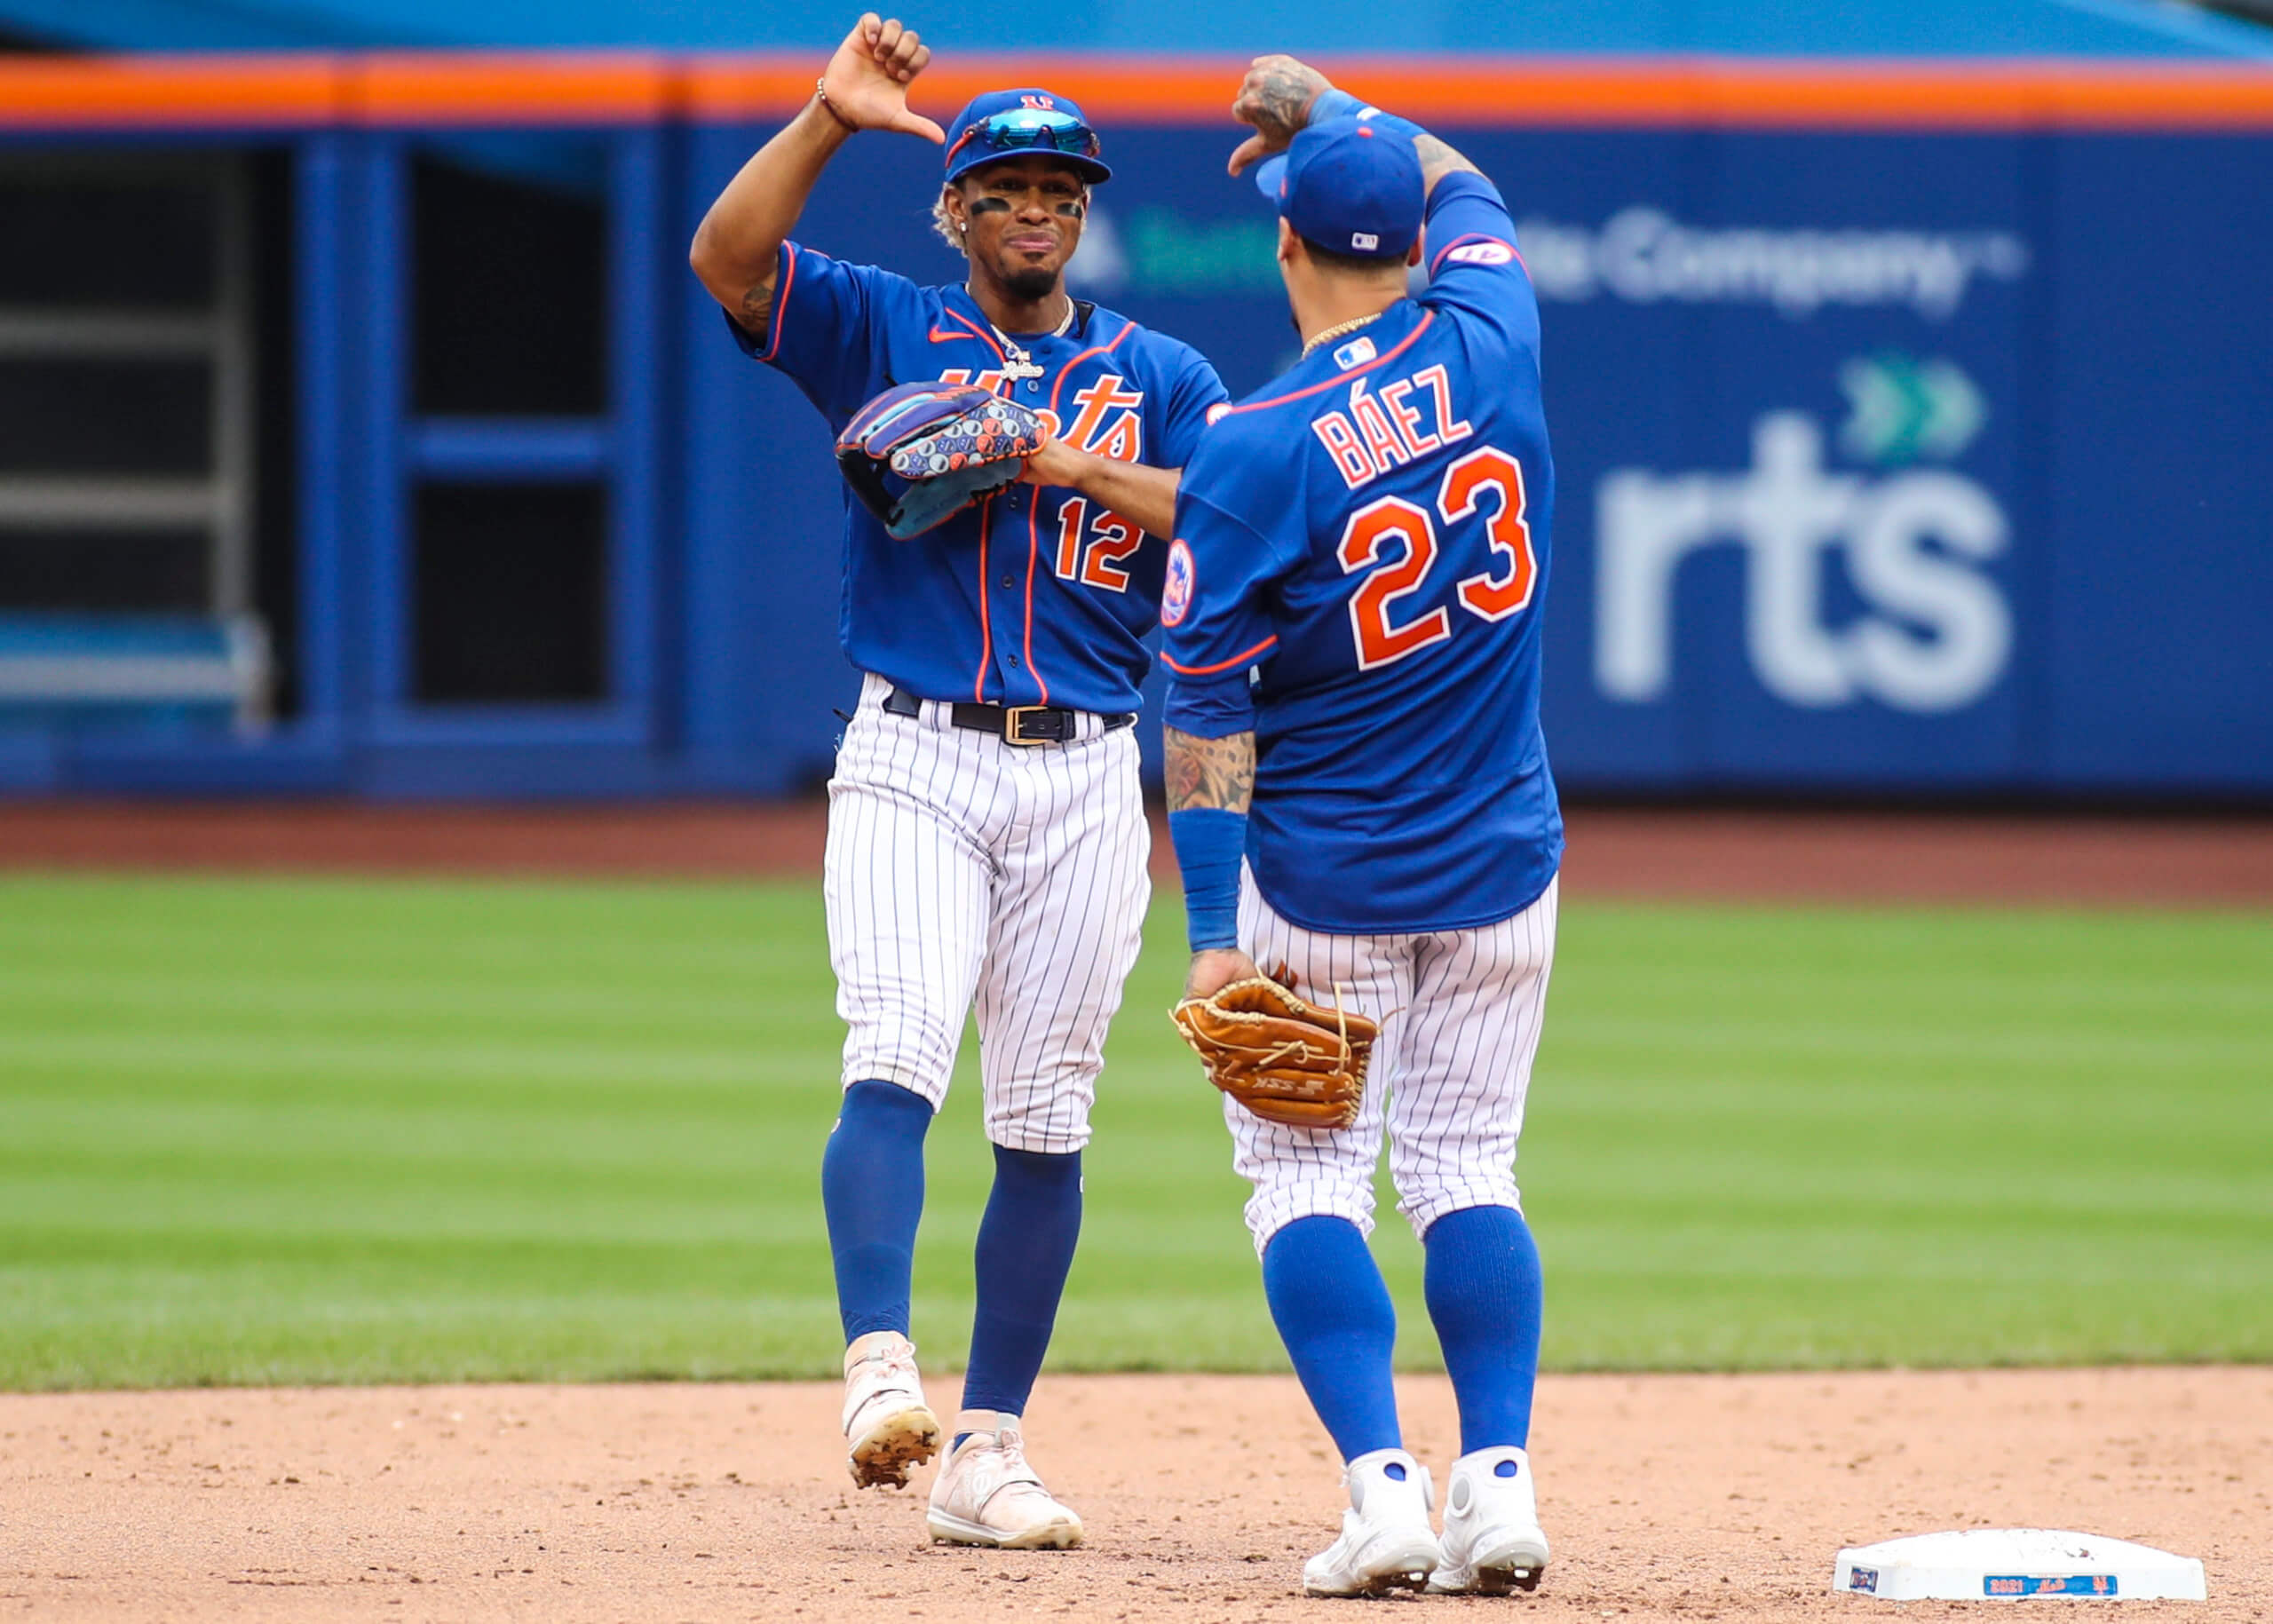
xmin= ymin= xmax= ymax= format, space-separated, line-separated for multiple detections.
xmin=1333 ymin=336 xmax=1378 ymax=370
xmin=1161 ymin=539 xmax=1197 ymax=628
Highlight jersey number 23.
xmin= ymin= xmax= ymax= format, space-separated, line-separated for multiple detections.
xmin=1338 ymin=446 xmax=1537 ymax=671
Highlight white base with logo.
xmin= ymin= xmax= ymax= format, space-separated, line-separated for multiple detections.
xmin=1833 ymin=1529 xmax=2205 ymax=1601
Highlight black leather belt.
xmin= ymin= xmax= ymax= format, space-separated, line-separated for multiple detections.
xmin=883 ymin=684 xmax=1134 ymax=747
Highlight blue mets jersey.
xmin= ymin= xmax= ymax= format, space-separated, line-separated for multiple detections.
xmin=1160 ymin=170 xmax=1563 ymax=935
xmin=733 ymin=241 xmax=1227 ymax=714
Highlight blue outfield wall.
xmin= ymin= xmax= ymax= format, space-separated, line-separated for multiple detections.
xmin=698 ymin=122 xmax=2273 ymax=797
xmin=3 ymin=98 xmax=2269 ymax=799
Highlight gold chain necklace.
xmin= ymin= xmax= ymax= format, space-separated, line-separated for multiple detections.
xmin=1302 ymin=310 xmax=1384 ymax=360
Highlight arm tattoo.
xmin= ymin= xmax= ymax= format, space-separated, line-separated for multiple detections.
xmin=735 ymin=277 xmax=776 ymax=337
xmin=1242 ymin=58 xmax=1333 ymax=147
xmin=1414 ymin=132 xmax=1482 ymax=192
xmin=1164 ymin=726 xmax=1255 ymax=814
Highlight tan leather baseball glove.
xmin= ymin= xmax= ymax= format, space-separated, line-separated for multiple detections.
xmin=1170 ymin=976 xmax=1379 ymax=1130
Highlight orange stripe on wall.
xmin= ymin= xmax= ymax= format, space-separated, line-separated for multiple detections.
xmin=0 ymin=51 xmax=2269 ymax=132
xmin=349 ymin=51 xmax=673 ymax=124
xmin=0 ymin=54 xmax=342 ymax=127
xmin=685 ymin=54 xmax=2273 ymax=129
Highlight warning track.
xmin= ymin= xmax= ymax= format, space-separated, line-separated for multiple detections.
xmin=1 ymin=800 xmax=2267 ymax=907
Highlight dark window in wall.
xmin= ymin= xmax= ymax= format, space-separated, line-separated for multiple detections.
xmin=410 ymin=147 xmax=607 ymax=417
xmin=0 ymin=359 xmax=210 ymax=475
xmin=249 ymin=149 xmax=299 ymax=717
xmin=414 ymin=481 xmax=608 ymax=704
xmin=0 ymin=152 xmax=300 ymax=713
xmin=0 ymin=530 xmax=208 ymax=611
xmin=0 ymin=180 xmax=215 ymax=308
xmin=0 ymin=159 xmax=228 ymax=630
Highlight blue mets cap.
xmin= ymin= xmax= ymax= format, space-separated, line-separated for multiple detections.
xmin=944 ymin=91 xmax=1112 ymax=186
xmin=1253 ymin=115 xmax=1423 ymax=260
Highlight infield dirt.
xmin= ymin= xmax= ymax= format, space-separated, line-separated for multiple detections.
xmin=5 ymin=1367 xmax=2266 ymax=1622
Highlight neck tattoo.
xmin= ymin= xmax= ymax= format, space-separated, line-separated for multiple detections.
xmin=1302 ymin=310 xmax=1383 ymax=360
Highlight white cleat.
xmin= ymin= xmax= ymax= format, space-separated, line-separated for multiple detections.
xmin=1302 ymin=1447 xmax=1441 ymax=1598
xmin=1429 ymin=1446 xmax=1550 ymax=1595
xmin=840 ymin=1331 xmax=941 ymax=1489
xmin=925 ymin=1411 xmax=1085 ymax=1549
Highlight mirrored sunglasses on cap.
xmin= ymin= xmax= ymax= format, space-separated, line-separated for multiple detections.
xmin=947 ymin=107 xmax=1102 ymax=165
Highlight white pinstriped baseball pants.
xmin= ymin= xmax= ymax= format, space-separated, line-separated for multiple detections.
xmin=1226 ymin=874 xmax=1559 ymax=1254
xmin=823 ymin=672 xmax=1152 ymax=1154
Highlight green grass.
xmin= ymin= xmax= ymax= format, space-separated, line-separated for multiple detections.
xmin=1 ymin=874 xmax=2268 ymax=1390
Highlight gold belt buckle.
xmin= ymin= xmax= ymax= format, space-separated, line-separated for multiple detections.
xmin=1002 ymin=705 xmax=1054 ymax=747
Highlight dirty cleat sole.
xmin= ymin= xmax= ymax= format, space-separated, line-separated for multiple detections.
xmin=1469 ymin=1557 xmax=1548 ymax=1595
xmin=1430 ymin=1529 xmax=1550 ymax=1595
xmin=846 ymin=1403 xmax=941 ymax=1488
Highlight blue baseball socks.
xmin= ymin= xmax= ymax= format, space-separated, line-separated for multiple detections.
xmin=1260 ymin=1208 xmax=1542 ymax=1463
xmin=820 ymin=1080 xmax=933 ymax=1342
xmin=1422 ymin=1204 xmax=1545 ymax=1454
xmin=958 ymin=1144 xmax=1084 ymax=1438
xmin=823 ymin=1088 xmax=1084 ymax=1443
xmin=1262 ymin=1216 xmax=1404 ymax=1462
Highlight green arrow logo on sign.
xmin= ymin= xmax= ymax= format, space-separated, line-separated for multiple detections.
xmin=1838 ymin=353 xmax=1985 ymax=465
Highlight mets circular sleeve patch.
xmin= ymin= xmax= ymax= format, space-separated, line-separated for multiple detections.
xmin=1161 ymin=539 xmax=1196 ymax=628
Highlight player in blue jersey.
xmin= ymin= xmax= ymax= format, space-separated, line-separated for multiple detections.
xmin=1160 ymin=57 xmax=1564 ymax=1598
xmin=690 ymin=14 xmax=1227 ymax=1549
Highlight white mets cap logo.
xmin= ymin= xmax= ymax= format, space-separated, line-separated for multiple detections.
xmin=1161 ymin=539 xmax=1197 ymax=628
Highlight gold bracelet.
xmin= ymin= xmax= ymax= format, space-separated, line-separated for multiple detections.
xmin=814 ymin=76 xmax=859 ymax=133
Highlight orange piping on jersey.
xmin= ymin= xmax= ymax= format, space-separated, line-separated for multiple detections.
xmin=1022 ymin=499 xmax=1050 ymax=707
xmin=939 ymin=309 xmax=1009 ymax=364
xmin=1047 ymin=318 xmax=1136 ymax=418
xmin=1037 ymin=326 xmax=1142 ymax=460
xmin=973 ymin=499 xmax=996 ymax=704
xmin=1225 ymin=313 xmax=1436 ymax=418
xmin=1024 ymin=320 xmax=1136 ymax=709
xmin=929 ymin=325 xmax=1002 ymax=355
xmin=1162 ymin=635 xmax=1279 ymax=677
xmin=759 ymin=242 xmax=797 ymax=363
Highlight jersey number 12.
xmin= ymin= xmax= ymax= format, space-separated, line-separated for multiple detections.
xmin=1054 ymin=497 xmax=1144 ymax=593
xmin=1338 ymin=446 xmax=1537 ymax=671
